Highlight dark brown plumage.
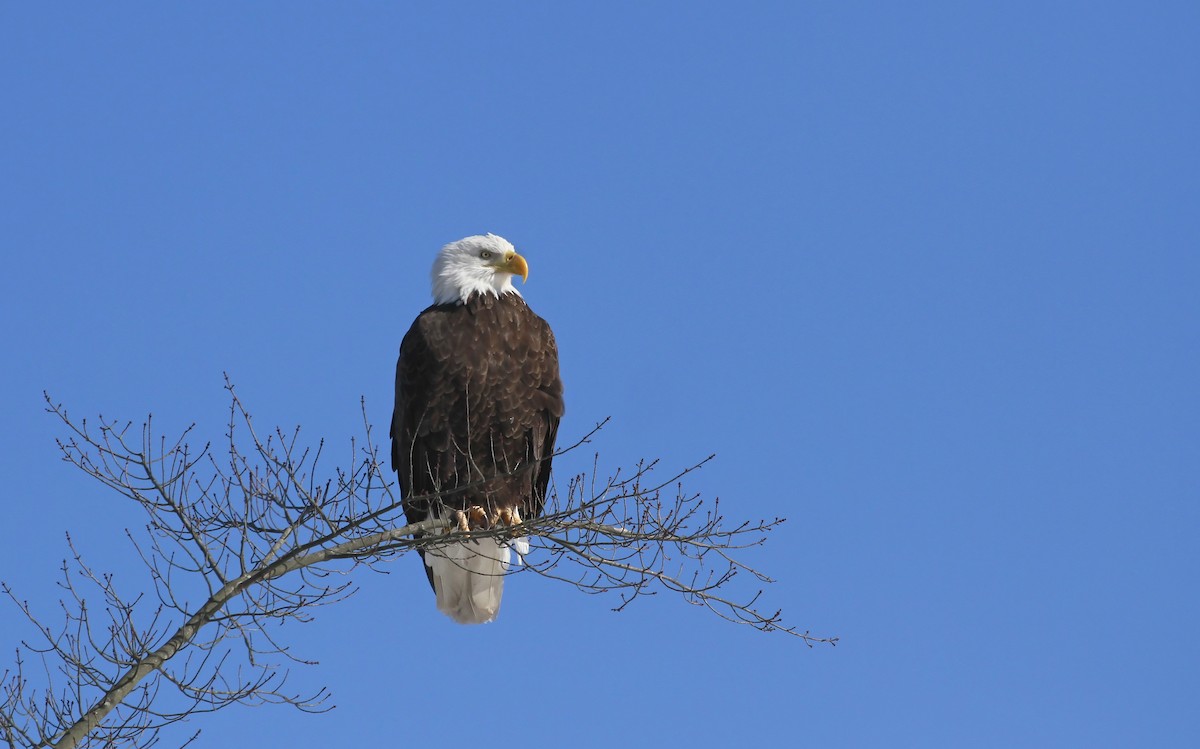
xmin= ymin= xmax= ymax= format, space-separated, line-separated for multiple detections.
xmin=390 ymin=291 xmax=564 ymax=591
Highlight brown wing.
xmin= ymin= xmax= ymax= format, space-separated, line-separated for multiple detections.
xmin=390 ymin=294 xmax=563 ymax=530
xmin=507 ymin=301 xmax=564 ymax=520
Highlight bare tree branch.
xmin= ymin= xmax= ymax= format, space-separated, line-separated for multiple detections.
xmin=0 ymin=379 xmax=834 ymax=748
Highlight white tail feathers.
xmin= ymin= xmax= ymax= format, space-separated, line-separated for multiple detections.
xmin=423 ymin=535 xmax=529 ymax=624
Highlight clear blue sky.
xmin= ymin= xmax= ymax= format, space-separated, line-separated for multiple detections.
xmin=2 ymin=3 xmax=1197 ymax=747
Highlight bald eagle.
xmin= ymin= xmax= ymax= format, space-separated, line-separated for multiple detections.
xmin=390 ymin=234 xmax=564 ymax=624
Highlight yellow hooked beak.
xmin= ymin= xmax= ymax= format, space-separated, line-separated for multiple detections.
xmin=501 ymin=251 xmax=529 ymax=283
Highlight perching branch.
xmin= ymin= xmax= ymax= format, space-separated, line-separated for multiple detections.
xmin=0 ymin=379 xmax=834 ymax=749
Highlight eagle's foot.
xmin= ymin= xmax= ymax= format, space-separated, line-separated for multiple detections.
xmin=450 ymin=505 xmax=490 ymax=533
xmin=496 ymin=506 xmax=523 ymax=527
xmin=450 ymin=506 xmax=520 ymax=534
xmin=451 ymin=509 xmax=471 ymax=533
xmin=449 ymin=506 xmax=489 ymax=533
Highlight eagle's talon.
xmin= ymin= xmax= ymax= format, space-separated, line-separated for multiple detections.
xmin=468 ymin=505 xmax=489 ymax=530
xmin=451 ymin=510 xmax=471 ymax=533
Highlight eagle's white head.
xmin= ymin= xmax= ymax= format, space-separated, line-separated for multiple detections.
xmin=431 ymin=233 xmax=530 ymax=305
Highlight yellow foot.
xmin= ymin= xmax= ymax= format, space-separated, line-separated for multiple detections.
xmin=468 ymin=505 xmax=489 ymax=529
xmin=451 ymin=505 xmax=523 ymax=534
xmin=450 ymin=506 xmax=489 ymax=532
xmin=496 ymin=506 xmax=524 ymax=526
xmin=451 ymin=509 xmax=471 ymax=533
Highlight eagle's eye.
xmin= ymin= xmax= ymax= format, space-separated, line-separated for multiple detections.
xmin=480 ymin=250 xmax=493 ymax=260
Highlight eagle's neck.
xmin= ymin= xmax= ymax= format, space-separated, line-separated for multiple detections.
xmin=432 ymin=265 xmax=522 ymax=306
